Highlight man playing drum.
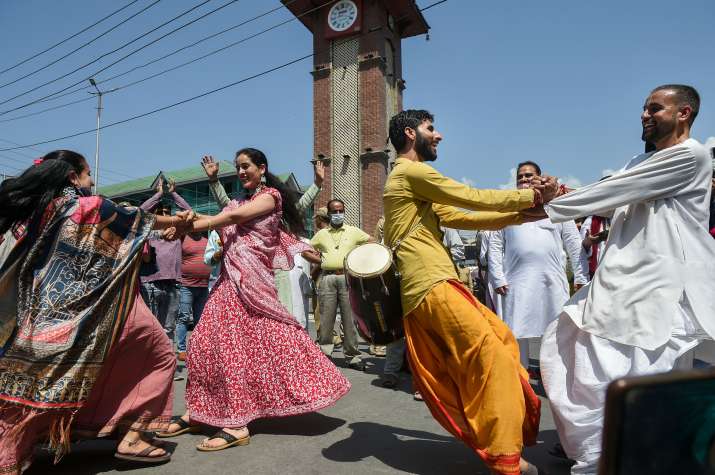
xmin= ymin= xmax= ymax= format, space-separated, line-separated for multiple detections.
xmin=306 ymin=199 xmax=372 ymax=370
xmin=383 ymin=109 xmax=558 ymax=475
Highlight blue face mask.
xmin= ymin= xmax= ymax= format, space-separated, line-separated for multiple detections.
xmin=330 ymin=212 xmax=345 ymax=227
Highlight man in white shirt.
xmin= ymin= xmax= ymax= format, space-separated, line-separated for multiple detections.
xmin=488 ymin=161 xmax=587 ymax=372
xmin=539 ymin=84 xmax=715 ymax=474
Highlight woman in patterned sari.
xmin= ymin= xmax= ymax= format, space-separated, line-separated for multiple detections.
xmin=0 ymin=150 xmax=191 ymax=473
xmin=158 ymin=148 xmax=350 ymax=451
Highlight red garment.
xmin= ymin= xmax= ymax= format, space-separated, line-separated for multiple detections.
xmin=588 ymin=216 xmax=603 ymax=276
xmin=180 ymin=235 xmax=211 ymax=287
xmin=186 ymin=187 xmax=349 ymax=428
xmin=186 ymin=275 xmax=350 ymax=428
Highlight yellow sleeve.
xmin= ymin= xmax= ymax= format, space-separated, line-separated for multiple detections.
xmin=433 ymin=204 xmax=523 ymax=230
xmin=405 ymin=161 xmax=535 ymax=212
xmin=356 ymin=228 xmax=371 ymax=244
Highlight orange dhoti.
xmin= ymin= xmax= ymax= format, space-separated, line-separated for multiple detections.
xmin=404 ymin=280 xmax=540 ymax=475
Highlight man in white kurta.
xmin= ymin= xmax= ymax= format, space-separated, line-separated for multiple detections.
xmin=540 ymin=85 xmax=715 ymax=474
xmin=488 ymin=161 xmax=587 ymax=370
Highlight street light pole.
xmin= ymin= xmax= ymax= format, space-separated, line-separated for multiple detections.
xmin=88 ymin=78 xmax=103 ymax=194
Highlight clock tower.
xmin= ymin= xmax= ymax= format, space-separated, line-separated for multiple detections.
xmin=282 ymin=0 xmax=429 ymax=233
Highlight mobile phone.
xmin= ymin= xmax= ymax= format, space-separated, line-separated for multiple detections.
xmin=601 ymin=368 xmax=715 ymax=475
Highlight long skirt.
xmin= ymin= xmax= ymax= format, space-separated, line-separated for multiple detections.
xmin=404 ymin=280 xmax=541 ymax=475
xmin=186 ymin=275 xmax=351 ymax=428
xmin=0 ymin=295 xmax=175 ymax=474
xmin=540 ymin=311 xmax=703 ymax=475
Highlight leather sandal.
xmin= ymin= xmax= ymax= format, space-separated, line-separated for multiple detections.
xmin=155 ymin=416 xmax=201 ymax=438
xmin=114 ymin=442 xmax=171 ymax=464
xmin=196 ymin=429 xmax=250 ymax=452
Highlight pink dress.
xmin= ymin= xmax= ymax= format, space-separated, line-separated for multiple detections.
xmin=186 ymin=188 xmax=350 ymax=428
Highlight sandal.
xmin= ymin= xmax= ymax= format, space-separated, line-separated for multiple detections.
xmin=155 ymin=416 xmax=201 ymax=438
xmin=196 ymin=429 xmax=250 ymax=452
xmin=114 ymin=441 xmax=171 ymax=464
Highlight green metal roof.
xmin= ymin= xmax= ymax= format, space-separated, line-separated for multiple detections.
xmin=99 ymin=160 xmax=235 ymax=197
xmin=99 ymin=161 xmax=302 ymax=198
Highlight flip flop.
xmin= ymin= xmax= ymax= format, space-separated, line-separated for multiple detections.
xmin=155 ymin=416 xmax=201 ymax=438
xmin=196 ymin=429 xmax=250 ymax=452
xmin=114 ymin=445 xmax=171 ymax=464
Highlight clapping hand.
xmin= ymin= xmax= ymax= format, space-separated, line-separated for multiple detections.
xmin=201 ymin=155 xmax=220 ymax=181
xmin=167 ymin=178 xmax=176 ymax=193
xmin=313 ymin=160 xmax=325 ymax=188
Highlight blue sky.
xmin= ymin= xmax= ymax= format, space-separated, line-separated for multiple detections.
xmin=0 ymin=0 xmax=713 ymax=190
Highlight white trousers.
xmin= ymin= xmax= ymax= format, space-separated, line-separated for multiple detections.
xmin=540 ymin=312 xmax=704 ymax=474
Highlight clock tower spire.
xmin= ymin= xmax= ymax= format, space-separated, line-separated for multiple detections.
xmin=282 ymin=0 xmax=429 ymax=233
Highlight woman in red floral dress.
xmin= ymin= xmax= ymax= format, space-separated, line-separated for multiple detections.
xmin=158 ymin=148 xmax=350 ymax=451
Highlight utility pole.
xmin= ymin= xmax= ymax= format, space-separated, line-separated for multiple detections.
xmin=88 ymin=79 xmax=117 ymax=194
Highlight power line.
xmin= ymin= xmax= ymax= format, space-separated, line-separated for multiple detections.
xmin=0 ymin=0 xmax=447 ymax=152
xmin=0 ymin=0 xmax=143 ymax=77
xmin=0 ymin=0 xmax=215 ymax=110
xmin=0 ymin=0 xmax=162 ymax=91
xmin=0 ymin=96 xmax=95 ymax=123
xmin=0 ymin=0 xmax=303 ymax=123
xmin=93 ymin=0 xmax=330 ymax=97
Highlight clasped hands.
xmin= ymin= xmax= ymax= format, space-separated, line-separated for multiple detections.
xmin=519 ymin=175 xmax=564 ymax=221
xmin=162 ymin=210 xmax=198 ymax=241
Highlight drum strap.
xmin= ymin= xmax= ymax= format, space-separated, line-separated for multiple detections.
xmin=390 ymin=203 xmax=430 ymax=254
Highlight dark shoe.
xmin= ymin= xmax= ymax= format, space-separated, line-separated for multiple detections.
xmin=381 ymin=373 xmax=399 ymax=389
xmin=347 ymin=360 xmax=365 ymax=371
xmin=548 ymin=442 xmax=570 ymax=460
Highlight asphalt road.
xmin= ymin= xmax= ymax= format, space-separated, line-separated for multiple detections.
xmin=26 ymin=338 xmax=575 ymax=475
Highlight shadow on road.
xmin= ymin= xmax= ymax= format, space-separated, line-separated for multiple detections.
xmin=249 ymin=412 xmax=346 ymax=436
xmin=27 ymin=438 xmax=178 ymax=474
xmin=322 ymin=421 xmax=487 ymax=474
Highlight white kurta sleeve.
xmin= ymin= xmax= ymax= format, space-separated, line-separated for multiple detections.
xmin=561 ymin=221 xmax=588 ymax=285
xmin=546 ymin=144 xmax=698 ymax=222
xmin=487 ymin=229 xmax=508 ymax=288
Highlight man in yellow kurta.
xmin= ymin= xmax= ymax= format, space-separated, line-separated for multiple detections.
xmin=383 ymin=110 xmax=554 ymax=475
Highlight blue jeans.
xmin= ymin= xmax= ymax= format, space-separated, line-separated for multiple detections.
xmin=176 ymin=286 xmax=209 ymax=352
xmin=140 ymin=280 xmax=179 ymax=344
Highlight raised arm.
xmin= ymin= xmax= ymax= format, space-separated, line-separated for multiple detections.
xmin=407 ymin=162 xmax=536 ymax=213
xmin=202 ymin=155 xmax=231 ymax=209
xmin=546 ymin=144 xmax=698 ymax=223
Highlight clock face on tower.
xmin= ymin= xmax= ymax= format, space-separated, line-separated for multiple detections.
xmin=328 ymin=0 xmax=358 ymax=33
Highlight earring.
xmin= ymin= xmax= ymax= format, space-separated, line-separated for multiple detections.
xmin=260 ymin=175 xmax=266 ymax=184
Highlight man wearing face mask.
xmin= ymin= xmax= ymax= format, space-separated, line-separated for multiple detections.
xmin=307 ymin=199 xmax=371 ymax=370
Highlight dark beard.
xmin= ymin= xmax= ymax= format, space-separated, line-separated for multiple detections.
xmin=641 ymin=115 xmax=676 ymax=145
xmin=415 ymin=130 xmax=437 ymax=162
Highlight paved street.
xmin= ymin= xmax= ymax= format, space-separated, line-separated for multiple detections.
xmin=25 ymin=333 xmax=715 ymax=475
xmin=26 ymin=337 xmax=576 ymax=475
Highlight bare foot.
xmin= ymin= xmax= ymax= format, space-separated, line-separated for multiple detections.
xmin=199 ymin=427 xmax=249 ymax=449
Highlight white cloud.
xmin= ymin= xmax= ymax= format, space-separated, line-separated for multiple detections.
xmin=601 ymin=168 xmax=618 ymax=178
xmin=460 ymin=176 xmax=476 ymax=187
xmin=559 ymin=175 xmax=583 ymax=189
xmin=498 ymin=167 xmax=517 ymax=190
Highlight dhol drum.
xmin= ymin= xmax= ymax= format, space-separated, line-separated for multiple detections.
xmin=344 ymin=243 xmax=404 ymax=345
